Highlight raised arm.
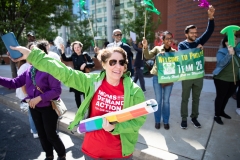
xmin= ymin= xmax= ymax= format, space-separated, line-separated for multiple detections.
xmin=197 ymin=5 xmax=215 ymax=45
xmin=60 ymin=44 xmax=72 ymax=61
xmin=142 ymin=38 xmax=158 ymax=59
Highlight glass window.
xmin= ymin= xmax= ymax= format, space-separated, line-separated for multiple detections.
xmin=103 ymin=7 xmax=106 ymax=12
xmin=97 ymin=18 xmax=102 ymax=22
xmin=127 ymin=2 xmax=133 ymax=7
xmin=92 ymin=10 xmax=95 ymax=14
xmin=92 ymin=0 xmax=94 ymax=5
xmin=98 ymin=8 xmax=101 ymax=13
xmin=120 ymin=3 xmax=124 ymax=9
xmin=98 ymin=0 xmax=101 ymax=3
xmin=104 ymin=17 xmax=107 ymax=22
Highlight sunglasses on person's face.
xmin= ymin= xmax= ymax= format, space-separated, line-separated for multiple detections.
xmin=114 ymin=34 xmax=122 ymax=37
xmin=108 ymin=59 xmax=126 ymax=66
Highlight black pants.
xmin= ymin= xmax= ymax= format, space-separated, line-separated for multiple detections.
xmin=214 ymin=78 xmax=238 ymax=116
xmin=30 ymin=106 xmax=66 ymax=157
xmin=74 ymin=90 xmax=84 ymax=108
xmin=133 ymin=67 xmax=146 ymax=91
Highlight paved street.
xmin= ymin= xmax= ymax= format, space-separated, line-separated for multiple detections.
xmin=0 ymin=103 xmax=85 ymax=160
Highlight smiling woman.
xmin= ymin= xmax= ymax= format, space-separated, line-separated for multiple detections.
xmin=9 ymin=45 xmax=146 ymax=160
xmin=98 ymin=47 xmax=128 ymax=86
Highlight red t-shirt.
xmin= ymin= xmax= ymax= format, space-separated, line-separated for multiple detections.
xmin=82 ymin=78 xmax=130 ymax=159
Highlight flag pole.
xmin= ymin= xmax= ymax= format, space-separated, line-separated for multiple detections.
xmin=87 ymin=16 xmax=96 ymax=47
xmin=142 ymin=10 xmax=147 ymax=60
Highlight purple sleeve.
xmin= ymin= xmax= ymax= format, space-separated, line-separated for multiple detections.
xmin=40 ymin=74 xmax=62 ymax=102
xmin=0 ymin=71 xmax=26 ymax=89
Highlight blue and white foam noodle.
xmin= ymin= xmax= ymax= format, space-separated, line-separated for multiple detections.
xmin=54 ymin=36 xmax=64 ymax=49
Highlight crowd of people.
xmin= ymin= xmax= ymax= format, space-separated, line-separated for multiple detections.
xmin=1 ymin=4 xmax=240 ymax=160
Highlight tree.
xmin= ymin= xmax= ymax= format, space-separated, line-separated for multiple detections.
xmin=0 ymin=0 xmax=73 ymax=77
xmin=69 ymin=13 xmax=96 ymax=53
xmin=122 ymin=1 xmax=161 ymax=46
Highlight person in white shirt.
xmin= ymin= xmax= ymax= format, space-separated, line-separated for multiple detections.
xmin=16 ymin=59 xmax=38 ymax=138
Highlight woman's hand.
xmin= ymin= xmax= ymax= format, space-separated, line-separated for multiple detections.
xmin=9 ymin=46 xmax=31 ymax=62
xmin=228 ymin=45 xmax=235 ymax=55
xmin=28 ymin=96 xmax=42 ymax=109
xmin=102 ymin=117 xmax=115 ymax=132
xmin=142 ymin=37 xmax=148 ymax=49
xmin=80 ymin=63 xmax=86 ymax=71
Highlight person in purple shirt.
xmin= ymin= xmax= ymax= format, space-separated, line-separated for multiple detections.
xmin=0 ymin=40 xmax=66 ymax=160
xmin=178 ymin=5 xmax=215 ymax=130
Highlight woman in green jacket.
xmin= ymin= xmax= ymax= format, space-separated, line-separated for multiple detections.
xmin=10 ymin=46 xmax=146 ymax=159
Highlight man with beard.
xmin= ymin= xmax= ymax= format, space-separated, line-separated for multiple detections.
xmin=178 ymin=5 xmax=215 ymax=129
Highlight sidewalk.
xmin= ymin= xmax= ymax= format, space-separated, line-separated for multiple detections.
xmin=0 ymin=65 xmax=240 ymax=160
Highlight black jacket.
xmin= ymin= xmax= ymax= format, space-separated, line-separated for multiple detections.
xmin=61 ymin=52 xmax=95 ymax=73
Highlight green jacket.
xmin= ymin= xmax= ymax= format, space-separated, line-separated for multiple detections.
xmin=143 ymin=45 xmax=176 ymax=75
xmin=27 ymin=48 xmax=146 ymax=157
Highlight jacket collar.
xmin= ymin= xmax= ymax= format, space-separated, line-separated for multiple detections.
xmin=158 ymin=44 xmax=175 ymax=53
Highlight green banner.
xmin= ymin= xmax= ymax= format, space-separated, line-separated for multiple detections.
xmin=156 ymin=48 xmax=204 ymax=83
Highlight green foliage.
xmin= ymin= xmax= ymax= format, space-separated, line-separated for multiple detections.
xmin=0 ymin=0 xmax=73 ymax=42
xmin=69 ymin=16 xmax=96 ymax=52
xmin=122 ymin=1 xmax=161 ymax=44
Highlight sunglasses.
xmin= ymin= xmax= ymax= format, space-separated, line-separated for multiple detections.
xmin=114 ymin=34 xmax=122 ymax=37
xmin=108 ymin=59 xmax=126 ymax=66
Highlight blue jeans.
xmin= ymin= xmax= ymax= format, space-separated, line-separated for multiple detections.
xmin=153 ymin=76 xmax=173 ymax=124
xmin=28 ymin=109 xmax=37 ymax=134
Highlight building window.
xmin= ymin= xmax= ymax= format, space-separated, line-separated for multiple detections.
xmin=92 ymin=10 xmax=95 ymax=14
xmin=98 ymin=0 xmax=101 ymax=3
xmin=103 ymin=7 xmax=106 ymax=12
xmin=98 ymin=8 xmax=101 ymax=13
xmin=104 ymin=17 xmax=107 ymax=22
xmin=127 ymin=2 xmax=133 ymax=7
xmin=92 ymin=0 xmax=94 ymax=5
xmin=120 ymin=3 xmax=124 ymax=9
xmin=97 ymin=18 xmax=102 ymax=22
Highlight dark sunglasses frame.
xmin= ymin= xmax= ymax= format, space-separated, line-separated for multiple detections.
xmin=114 ymin=34 xmax=122 ymax=37
xmin=108 ymin=59 xmax=126 ymax=66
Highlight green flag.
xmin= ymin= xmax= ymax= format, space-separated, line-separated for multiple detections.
xmin=141 ymin=0 xmax=160 ymax=15
xmin=79 ymin=0 xmax=87 ymax=14
xmin=122 ymin=37 xmax=127 ymax=43
xmin=90 ymin=40 xmax=94 ymax=47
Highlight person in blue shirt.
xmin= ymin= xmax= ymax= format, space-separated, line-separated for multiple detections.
xmin=178 ymin=5 xmax=215 ymax=129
